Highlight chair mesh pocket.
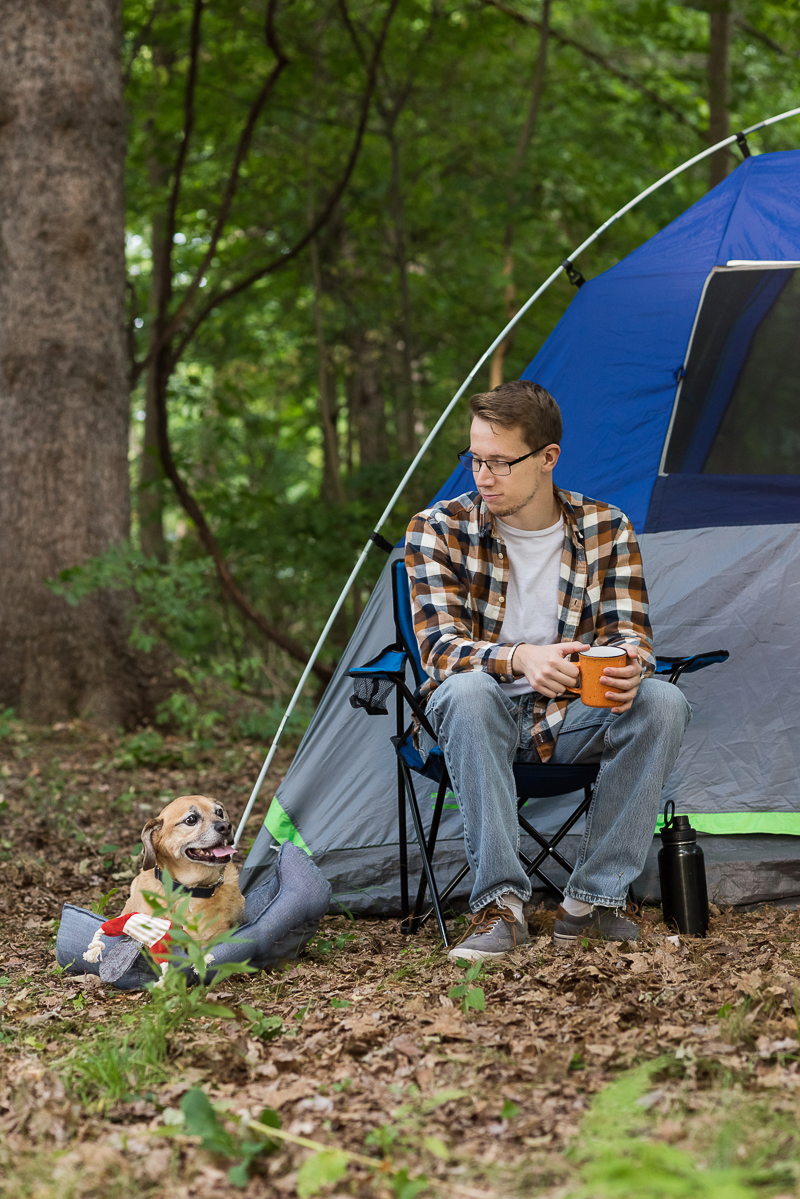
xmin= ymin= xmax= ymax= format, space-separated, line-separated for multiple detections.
xmin=350 ymin=676 xmax=393 ymax=716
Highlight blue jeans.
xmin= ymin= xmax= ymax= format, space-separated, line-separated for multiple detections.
xmin=422 ymin=674 xmax=691 ymax=912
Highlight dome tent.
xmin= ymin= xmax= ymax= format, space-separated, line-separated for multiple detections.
xmin=240 ymin=148 xmax=800 ymax=914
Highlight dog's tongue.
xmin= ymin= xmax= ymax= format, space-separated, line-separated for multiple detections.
xmin=210 ymin=845 xmax=237 ymax=859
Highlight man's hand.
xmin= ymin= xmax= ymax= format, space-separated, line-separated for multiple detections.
xmin=511 ymin=641 xmax=584 ymax=698
xmin=599 ymin=646 xmax=642 ymax=713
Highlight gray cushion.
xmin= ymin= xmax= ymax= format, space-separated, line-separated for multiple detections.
xmin=56 ymin=841 xmax=331 ymax=991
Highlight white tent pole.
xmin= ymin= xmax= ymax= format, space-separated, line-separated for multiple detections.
xmin=234 ymin=104 xmax=800 ymax=847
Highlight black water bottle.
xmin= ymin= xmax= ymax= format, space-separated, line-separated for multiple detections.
xmin=658 ymin=800 xmax=709 ymax=936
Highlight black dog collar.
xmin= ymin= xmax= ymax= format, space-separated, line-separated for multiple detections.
xmin=154 ymin=866 xmax=226 ymax=898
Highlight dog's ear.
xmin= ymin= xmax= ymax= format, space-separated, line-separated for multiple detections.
xmin=141 ymin=818 xmax=163 ymax=872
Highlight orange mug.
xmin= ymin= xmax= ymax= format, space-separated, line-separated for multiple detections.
xmin=564 ymin=646 xmax=628 ymax=708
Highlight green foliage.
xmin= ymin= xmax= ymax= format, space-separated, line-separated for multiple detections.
xmin=179 ymin=1089 xmax=280 ymax=1188
xmin=565 ymin=1057 xmax=793 ymax=1199
xmin=0 ymin=708 xmax=15 ymax=741
xmin=59 ymin=882 xmax=255 ymax=1107
xmin=296 ymin=1149 xmax=350 ymax=1198
xmin=89 ymin=886 xmax=120 ymax=917
xmin=109 ymin=729 xmax=192 ymax=770
xmin=448 ymin=958 xmax=486 ymax=1013
xmin=105 ymin=0 xmax=800 ymax=740
xmin=239 ymin=1004 xmax=283 ymax=1041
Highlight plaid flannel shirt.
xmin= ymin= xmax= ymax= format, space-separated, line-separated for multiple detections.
xmin=405 ymin=485 xmax=655 ymax=762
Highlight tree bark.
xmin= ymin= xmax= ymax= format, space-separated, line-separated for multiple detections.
xmin=348 ymin=332 xmax=389 ymax=469
xmin=489 ymin=0 xmax=550 ymax=389
xmin=707 ymin=1 xmax=732 ymax=190
xmin=139 ymin=204 xmax=171 ymax=563
xmin=310 ymin=235 xmax=344 ymax=506
xmin=0 ymin=0 xmax=167 ymax=725
xmin=386 ymin=131 xmax=416 ymax=458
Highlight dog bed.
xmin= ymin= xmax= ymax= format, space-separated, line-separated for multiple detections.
xmin=55 ymin=841 xmax=332 ymax=990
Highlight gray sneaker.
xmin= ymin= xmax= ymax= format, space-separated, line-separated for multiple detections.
xmin=447 ymin=903 xmax=530 ymax=963
xmin=553 ymin=904 xmax=640 ymax=947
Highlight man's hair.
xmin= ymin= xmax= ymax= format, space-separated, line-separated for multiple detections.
xmin=468 ymin=380 xmax=562 ymax=450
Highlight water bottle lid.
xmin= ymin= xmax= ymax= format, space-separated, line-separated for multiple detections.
xmin=661 ymin=800 xmax=697 ymax=844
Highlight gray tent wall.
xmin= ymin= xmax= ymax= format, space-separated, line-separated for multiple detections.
xmin=241 ymin=150 xmax=800 ymax=911
xmin=239 ymin=525 xmax=800 ymax=912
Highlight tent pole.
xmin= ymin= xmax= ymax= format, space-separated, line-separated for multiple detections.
xmin=234 ymin=104 xmax=800 ymax=849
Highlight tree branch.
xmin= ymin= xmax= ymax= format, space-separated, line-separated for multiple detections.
xmin=151 ymin=368 xmax=334 ymax=683
xmin=158 ymin=0 xmax=203 ymax=337
xmin=167 ymin=0 xmax=401 ymax=373
xmin=162 ymin=0 xmax=290 ymax=342
xmin=485 ymin=0 xmax=706 ymax=138
xmin=734 ymin=16 xmax=799 ymax=58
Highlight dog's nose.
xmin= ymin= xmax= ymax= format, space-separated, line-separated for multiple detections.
xmin=214 ymin=820 xmax=232 ymax=838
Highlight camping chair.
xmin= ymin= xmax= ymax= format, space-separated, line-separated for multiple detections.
xmin=349 ymin=557 xmax=728 ymax=948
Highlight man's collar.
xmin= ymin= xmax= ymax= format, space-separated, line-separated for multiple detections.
xmin=477 ymin=485 xmax=584 ymax=542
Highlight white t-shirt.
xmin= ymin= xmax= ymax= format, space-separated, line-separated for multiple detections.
xmin=495 ymin=515 xmax=564 ymax=697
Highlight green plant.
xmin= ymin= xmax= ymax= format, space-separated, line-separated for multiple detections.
xmin=0 ymin=708 xmax=15 ymax=740
xmin=239 ymin=1005 xmax=283 ymax=1041
xmin=448 ymin=959 xmax=486 ymax=1014
xmin=178 ymin=1088 xmax=280 ymax=1187
xmin=59 ymin=882 xmax=255 ymax=1107
xmin=564 ymin=1057 xmax=792 ymax=1199
xmin=108 ymin=729 xmax=191 ymax=771
xmin=89 ymin=886 xmax=119 ymax=916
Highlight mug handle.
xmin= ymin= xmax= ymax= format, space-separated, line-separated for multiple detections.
xmin=563 ymin=654 xmax=582 ymax=695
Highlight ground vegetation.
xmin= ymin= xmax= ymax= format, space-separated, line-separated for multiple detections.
xmin=3 ymin=723 xmax=800 ymax=1197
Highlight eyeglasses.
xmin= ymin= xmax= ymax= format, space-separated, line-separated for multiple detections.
xmin=457 ymin=442 xmax=549 ymax=476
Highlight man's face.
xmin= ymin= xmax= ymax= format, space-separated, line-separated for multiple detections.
xmin=468 ymin=416 xmax=558 ymax=519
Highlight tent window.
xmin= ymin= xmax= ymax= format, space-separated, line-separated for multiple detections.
xmin=664 ymin=267 xmax=800 ymax=475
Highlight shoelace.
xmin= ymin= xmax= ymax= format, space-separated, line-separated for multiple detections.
xmin=454 ymin=903 xmax=519 ymax=948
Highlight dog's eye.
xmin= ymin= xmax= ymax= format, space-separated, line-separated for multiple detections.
xmin=184 ymin=814 xmax=199 ymax=825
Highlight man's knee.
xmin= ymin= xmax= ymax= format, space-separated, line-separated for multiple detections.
xmin=427 ymin=671 xmax=511 ymax=723
xmin=634 ymin=677 xmax=691 ymax=733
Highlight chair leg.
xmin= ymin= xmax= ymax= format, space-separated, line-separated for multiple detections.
xmin=397 ymin=758 xmax=411 ymax=935
xmin=518 ymin=785 xmax=594 ymax=900
xmin=404 ymin=765 xmax=449 ymax=948
xmin=409 ymin=768 xmax=449 ymax=930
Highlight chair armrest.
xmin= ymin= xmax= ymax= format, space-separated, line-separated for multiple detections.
xmin=348 ymin=648 xmax=408 ymax=677
xmin=654 ymin=649 xmax=729 ymax=685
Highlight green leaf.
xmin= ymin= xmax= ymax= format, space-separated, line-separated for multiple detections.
xmin=423 ymin=1135 xmax=449 ymax=1160
xmin=296 ymin=1149 xmax=349 ymax=1198
xmin=464 ymin=960 xmax=483 ymax=982
xmin=389 ymin=1167 xmax=428 ymax=1199
xmin=330 ymin=997 xmax=351 ymax=1009
xmin=90 ymin=886 xmax=119 ymax=916
xmin=180 ymin=1088 xmax=236 ymax=1158
xmin=464 ymin=986 xmax=485 ymax=1012
xmin=227 ymin=1162 xmax=250 ymax=1188
xmin=500 ymin=1100 xmax=520 ymax=1119
xmin=195 ymin=1003 xmax=237 ymax=1019
xmin=448 ymin=984 xmax=468 ymax=999
xmin=257 ymin=1107 xmax=281 ymax=1130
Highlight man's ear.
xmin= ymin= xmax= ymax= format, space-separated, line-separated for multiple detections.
xmin=141 ymin=818 xmax=163 ymax=872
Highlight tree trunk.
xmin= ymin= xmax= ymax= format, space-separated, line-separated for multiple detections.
xmin=0 ymin=0 xmax=168 ymax=725
xmin=348 ymin=333 xmax=389 ymax=469
xmin=489 ymin=0 xmax=551 ymax=389
xmin=707 ymin=1 xmax=732 ymax=190
xmin=310 ymin=235 xmax=344 ymax=506
xmin=386 ymin=132 xmax=416 ymax=458
xmin=139 ymin=205 xmax=170 ymax=562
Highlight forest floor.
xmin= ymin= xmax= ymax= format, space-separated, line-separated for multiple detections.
xmin=2 ymin=720 xmax=800 ymax=1199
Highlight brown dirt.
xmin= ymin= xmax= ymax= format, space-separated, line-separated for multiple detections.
xmin=2 ymin=722 xmax=800 ymax=1198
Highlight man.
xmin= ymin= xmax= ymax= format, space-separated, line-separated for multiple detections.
xmin=405 ymin=380 xmax=690 ymax=962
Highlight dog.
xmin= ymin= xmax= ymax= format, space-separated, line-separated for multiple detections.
xmin=122 ymin=794 xmax=245 ymax=942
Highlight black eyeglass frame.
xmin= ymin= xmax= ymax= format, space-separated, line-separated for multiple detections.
xmin=457 ymin=441 xmax=551 ymax=476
